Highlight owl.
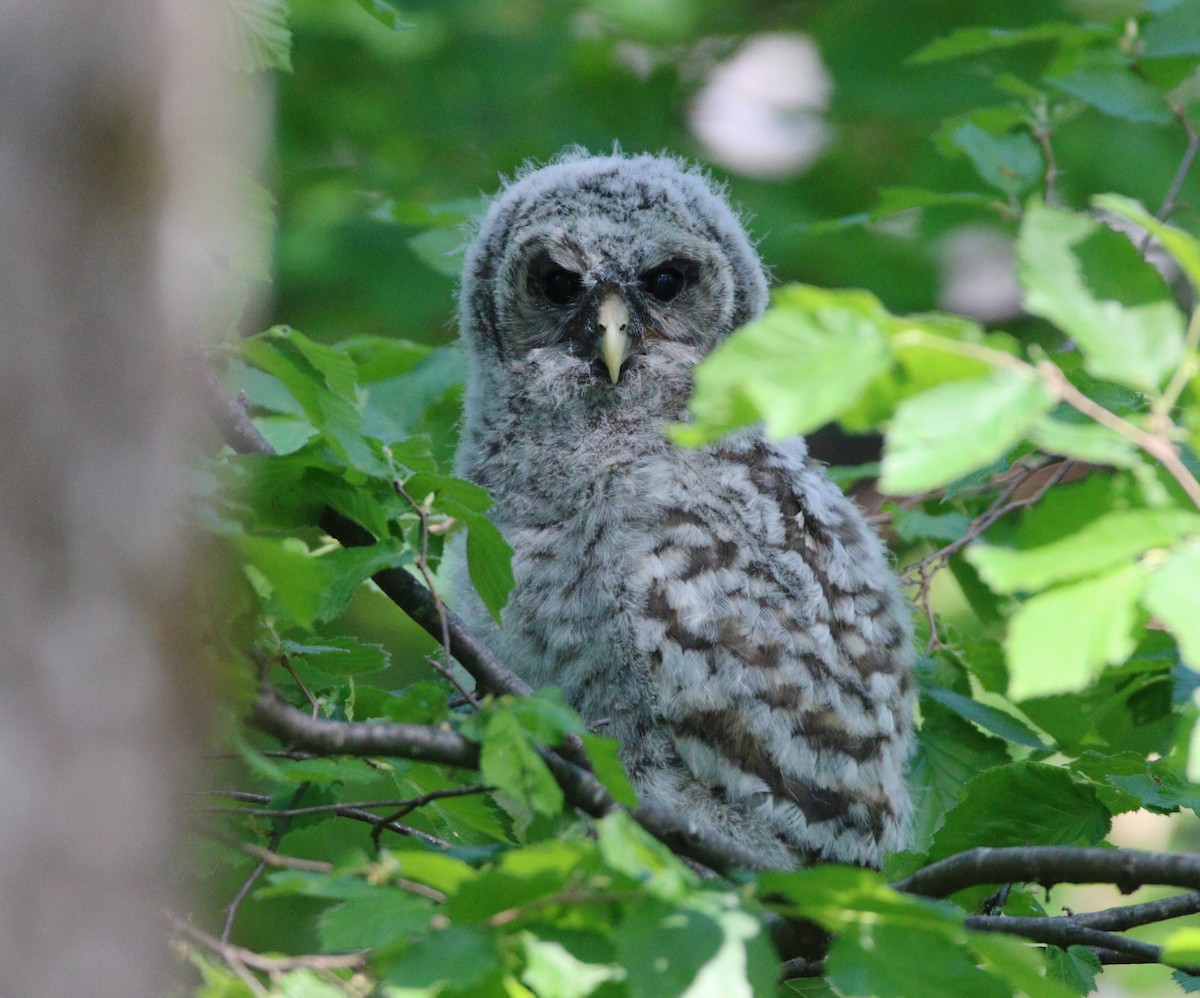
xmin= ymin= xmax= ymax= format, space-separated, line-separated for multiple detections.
xmin=452 ymin=149 xmax=913 ymax=869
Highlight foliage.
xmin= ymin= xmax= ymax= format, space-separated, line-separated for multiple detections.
xmin=187 ymin=1 xmax=1200 ymax=996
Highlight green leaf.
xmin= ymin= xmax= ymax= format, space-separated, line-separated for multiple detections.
xmin=582 ymin=733 xmax=639 ymax=808
xmin=315 ymin=539 xmax=412 ymax=623
xmin=352 ymin=0 xmax=412 ymax=30
xmin=457 ymin=508 xmax=515 ymax=624
xmin=520 ymin=935 xmax=622 ymax=998
xmin=924 ymin=687 xmax=1046 ymax=748
xmin=274 ymin=970 xmax=346 ymax=998
xmin=1032 ymin=416 xmax=1141 ymax=468
xmin=1005 ymin=564 xmax=1148 ymax=699
xmin=391 ymin=851 xmax=479 ymax=895
xmin=596 ymin=811 xmax=695 ymax=900
xmin=760 ymin=864 xmax=961 ymax=934
xmin=968 ymin=508 xmax=1200 ymax=593
xmin=480 ymin=710 xmax=564 ymax=818
xmin=282 ymin=636 xmax=390 ymax=676
xmin=892 ymin=510 xmax=972 ymax=544
xmin=614 ymin=900 xmax=723 ymax=998
xmin=929 ymin=761 xmax=1111 ymax=860
xmin=224 ymin=0 xmax=292 ymax=73
xmin=382 ymin=925 xmax=498 ymax=989
xmin=1047 ymin=48 xmax=1174 ymax=124
xmin=242 ymin=329 xmax=389 ymax=476
xmin=1018 ymin=201 xmax=1185 ymax=392
xmin=1071 ymin=751 xmax=1200 ymax=814
xmin=674 ymin=286 xmax=892 ymax=446
xmin=948 ymin=122 xmax=1042 ymax=198
xmin=684 ymin=895 xmax=779 ymax=998
xmin=1143 ymin=0 xmax=1200 ymax=57
xmin=317 ymin=889 xmax=432 ymax=951
xmin=908 ymin=703 xmax=1011 ymax=852
xmin=1143 ymin=540 xmax=1200 ymax=670
xmin=408 ymin=227 xmax=465 ymax=277
xmin=1045 ymin=945 xmax=1101 ymax=995
xmin=1164 ymin=927 xmax=1200 ymax=967
xmin=909 ymin=23 xmax=1109 ymax=64
xmin=259 ymin=870 xmax=377 ymax=900
xmin=880 ymin=369 xmax=1054 ymax=494
xmin=235 ymin=535 xmax=331 ymax=628
xmin=971 ymin=933 xmax=1081 ymax=998
xmin=1094 ymin=193 xmax=1200 ymax=289
xmin=827 ymin=923 xmax=1010 ymax=998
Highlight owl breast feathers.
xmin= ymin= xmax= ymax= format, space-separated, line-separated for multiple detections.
xmin=452 ymin=149 xmax=914 ymax=869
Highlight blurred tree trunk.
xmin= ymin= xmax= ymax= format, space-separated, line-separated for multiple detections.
xmin=0 ymin=2 xmax=258 ymax=994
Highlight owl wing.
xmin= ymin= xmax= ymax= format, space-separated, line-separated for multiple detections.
xmin=637 ymin=439 xmax=913 ymax=866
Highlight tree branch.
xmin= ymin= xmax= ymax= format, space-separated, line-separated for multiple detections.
xmin=964 ymin=914 xmax=1165 ymax=965
xmin=249 ymin=688 xmax=770 ymax=873
xmin=894 ymin=846 xmax=1200 ymax=898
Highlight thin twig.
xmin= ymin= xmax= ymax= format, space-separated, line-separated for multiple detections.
xmin=221 ymin=782 xmax=311 ymax=943
xmin=1041 ymin=361 xmax=1200 ymax=510
xmin=204 ymin=785 xmax=491 ymax=820
xmin=278 ymin=655 xmax=321 ymax=719
xmin=394 ymin=479 xmax=479 ymax=708
xmin=902 ymin=459 xmax=1071 ymax=653
xmin=1152 ymin=105 xmax=1199 ymax=227
xmin=1031 ymin=100 xmax=1060 ymax=206
xmin=169 ymin=910 xmax=367 ymax=974
xmin=238 ymin=843 xmax=333 ymax=873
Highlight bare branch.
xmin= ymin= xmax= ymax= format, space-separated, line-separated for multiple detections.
xmin=964 ymin=914 xmax=1164 ymax=964
xmin=1072 ymin=891 xmax=1200 ymax=931
xmin=894 ymin=846 xmax=1200 ymax=898
xmin=249 ymin=688 xmax=771 ymax=873
xmin=250 ymin=690 xmax=481 ymax=768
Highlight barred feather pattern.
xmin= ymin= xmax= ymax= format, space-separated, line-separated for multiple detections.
xmin=452 ymin=150 xmax=914 ymax=869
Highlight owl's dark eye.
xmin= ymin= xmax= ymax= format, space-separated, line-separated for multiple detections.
xmin=541 ymin=267 xmax=583 ymax=305
xmin=643 ymin=266 xmax=684 ymax=303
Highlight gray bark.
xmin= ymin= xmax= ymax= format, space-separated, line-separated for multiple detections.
xmin=0 ymin=3 xmax=260 ymax=994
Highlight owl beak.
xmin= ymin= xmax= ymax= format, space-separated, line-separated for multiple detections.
xmin=597 ymin=292 xmax=631 ymax=384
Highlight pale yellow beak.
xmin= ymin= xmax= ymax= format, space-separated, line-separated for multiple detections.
xmin=597 ymin=292 xmax=631 ymax=384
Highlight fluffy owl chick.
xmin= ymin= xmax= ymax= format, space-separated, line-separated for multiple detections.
xmin=453 ymin=150 xmax=913 ymax=869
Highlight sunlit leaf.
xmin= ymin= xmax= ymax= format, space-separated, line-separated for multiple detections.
xmin=880 ymin=368 xmax=1054 ymax=494
xmin=1143 ymin=539 xmax=1200 ymax=670
xmin=968 ymin=508 xmax=1200 ymax=593
xmin=676 ymin=286 xmax=892 ymax=445
xmin=1018 ymin=201 xmax=1185 ymax=391
xmin=1006 ymin=565 xmax=1147 ymax=699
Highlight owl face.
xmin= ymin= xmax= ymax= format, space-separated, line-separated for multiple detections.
xmin=460 ymin=152 xmax=769 ymax=404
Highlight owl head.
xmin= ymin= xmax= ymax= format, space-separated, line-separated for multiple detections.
xmin=458 ymin=149 xmax=768 ymax=417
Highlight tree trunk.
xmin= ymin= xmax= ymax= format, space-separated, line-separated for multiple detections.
xmin=0 ymin=2 xmax=260 ymax=994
